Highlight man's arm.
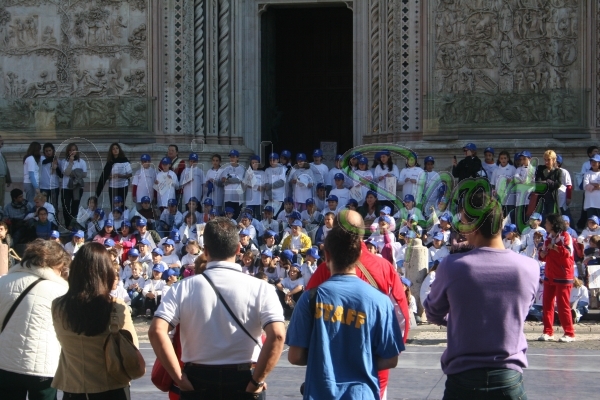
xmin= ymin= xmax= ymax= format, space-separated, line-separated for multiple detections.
xmin=148 ymin=318 xmax=193 ymax=391
xmin=246 ymin=321 xmax=286 ymax=393
xmin=288 ymin=345 xmax=308 ymax=366
xmin=376 ymin=355 xmax=398 ymax=371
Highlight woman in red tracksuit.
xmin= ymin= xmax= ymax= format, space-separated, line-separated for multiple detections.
xmin=538 ymin=213 xmax=575 ymax=342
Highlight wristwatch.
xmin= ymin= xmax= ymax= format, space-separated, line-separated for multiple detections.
xmin=249 ymin=377 xmax=265 ymax=388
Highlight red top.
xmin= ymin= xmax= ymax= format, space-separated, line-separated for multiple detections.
xmin=305 ymin=241 xmax=410 ymax=398
xmin=539 ymin=231 xmax=574 ymax=283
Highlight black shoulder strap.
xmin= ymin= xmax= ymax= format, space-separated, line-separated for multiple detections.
xmin=308 ymin=288 xmax=318 ymax=318
xmin=1 ymin=278 xmax=45 ymax=333
xmin=202 ymin=273 xmax=262 ymax=349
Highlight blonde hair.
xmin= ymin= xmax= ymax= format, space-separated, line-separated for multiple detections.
xmin=544 ymin=150 xmax=557 ymax=169
xmin=573 ymin=277 xmax=582 ymax=288
xmin=131 ymin=261 xmax=143 ymax=272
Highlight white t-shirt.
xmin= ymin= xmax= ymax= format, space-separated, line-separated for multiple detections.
xmin=329 ymin=187 xmax=350 ymax=208
xmin=205 ymin=168 xmax=224 ymax=206
xmin=398 ymin=166 xmax=424 ymax=198
xmin=23 ymin=156 xmax=40 ymax=185
xmin=180 ymin=166 xmax=204 ymax=204
xmin=503 ymin=237 xmax=522 ymax=253
xmin=310 ymin=163 xmax=329 ymax=185
xmin=40 ymin=156 xmax=60 ymax=190
xmin=154 ymin=262 xmax=284 ymax=364
xmin=583 ymin=170 xmax=600 ymax=210
xmin=352 ymin=169 xmax=374 ymax=206
xmin=109 ymin=162 xmax=133 ymax=188
xmin=491 ymin=164 xmax=517 ymax=206
xmin=133 ymin=166 xmax=157 ymax=202
xmin=374 ymin=164 xmax=400 ymax=201
xmin=482 ymin=161 xmax=498 ymax=180
xmin=60 ymin=159 xmax=87 ymax=189
xmin=558 ymin=167 xmax=572 ymax=209
xmin=244 ymin=169 xmax=264 ymax=206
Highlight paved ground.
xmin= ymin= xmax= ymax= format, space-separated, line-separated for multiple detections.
xmin=126 ymin=318 xmax=600 ymax=399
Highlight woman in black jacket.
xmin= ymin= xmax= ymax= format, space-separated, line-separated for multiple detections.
xmin=535 ymin=150 xmax=562 ymax=220
xmin=452 ymin=143 xmax=484 ymax=182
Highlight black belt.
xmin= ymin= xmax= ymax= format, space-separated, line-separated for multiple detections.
xmin=186 ymin=362 xmax=254 ymax=371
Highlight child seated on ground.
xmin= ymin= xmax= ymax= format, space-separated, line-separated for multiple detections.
xmin=502 ymin=224 xmax=522 ymax=253
xmin=161 ymin=239 xmax=182 ymax=275
xmin=301 ymin=247 xmax=320 ymax=285
xmin=521 ymin=213 xmax=546 ymax=257
xmin=143 ymin=265 xmax=166 ymax=318
xmin=428 ymin=233 xmax=449 ymax=266
xmin=110 ymin=268 xmax=130 ymax=306
xmin=570 ymin=277 xmax=589 ymax=323
xmin=402 ymin=277 xmax=418 ymax=327
xmin=240 ymin=251 xmax=256 ymax=275
xmin=161 ymin=268 xmax=179 ymax=296
xmin=180 ymin=239 xmax=202 ymax=277
xmin=124 ymin=262 xmax=146 ymax=316
xmin=276 ymin=262 xmax=304 ymax=317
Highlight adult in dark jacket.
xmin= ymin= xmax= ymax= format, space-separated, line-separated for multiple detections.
xmin=452 ymin=143 xmax=484 ymax=182
xmin=535 ymin=150 xmax=562 ymax=219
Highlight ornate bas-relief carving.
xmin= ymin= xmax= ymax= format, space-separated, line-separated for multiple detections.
xmin=428 ymin=0 xmax=582 ymax=130
xmin=0 ymin=0 xmax=149 ymax=132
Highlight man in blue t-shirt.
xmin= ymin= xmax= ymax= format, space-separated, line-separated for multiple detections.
xmin=287 ymin=210 xmax=404 ymax=400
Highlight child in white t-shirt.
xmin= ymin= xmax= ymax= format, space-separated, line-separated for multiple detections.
xmin=301 ymin=247 xmax=320 ymax=286
xmin=328 ymin=173 xmax=351 ymax=208
xmin=502 ymin=224 xmax=522 ymax=253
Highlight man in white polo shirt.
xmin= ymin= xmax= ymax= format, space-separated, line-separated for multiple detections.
xmin=149 ymin=217 xmax=285 ymax=399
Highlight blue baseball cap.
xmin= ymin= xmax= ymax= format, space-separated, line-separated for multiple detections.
xmin=122 ymin=220 xmax=131 ymax=228
xmin=530 ymin=213 xmax=543 ymax=221
xmin=280 ymin=150 xmax=291 ymax=159
xmin=162 ymin=268 xmax=177 ymax=281
xmin=562 ymin=215 xmax=570 ymax=223
xmin=225 ymin=207 xmax=234 ymax=214
xmin=556 ymin=154 xmax=563 ymax=164
xmin=335 ymin=154 xmax=343 ymax=161
xmin=203 ymin=198 xmax=214 ymax=206
xmin=229 ymin=149 xmax=240 ymax=157
xmin=306 ymin=247 xmax=319 ymax=259
xmin=484 ymin=147 xmax=495 ymax=155
xmin=381 ymin=215 xmax=392 ymax=224
xmin=520 ymin=150 xmax=532 ymax=159
xmin=113 ymin=207 xmax=123 ymax=213
xmin=350 ymin=151 xmax=362 ymax=159
xmin=433 ymin=232 xmax=445 ymax=241
xmin=424 ymin=156 xmax=435 ymax=164
xmin=141 ymin=196 xmax=151 ymax=203
xmin=290 ymin=211 xmax=302 ymax=220
xmin=280 ymin=249 xmax=294 ymax=261
xmin=380 ymin=206 xmax=391 ymax=215
xmin=140 ymin=154 xmax=151 ymax=162
xmin=284 ymin=197 xmax=294 ymax=204
xmin=366 ymin=190 xmax=378 ymax=198
xmin=588 ymin=215 xmax=600 ymax=225
xmin=326 ymin=195 xmax=338 ymax=202
xmin=404 ymin=194 xmax=415 ymax=202
xmin=313 ymin=149 xmax=323 ymax=158
xmin=503 ymin=224 xmax=517 ymax=234
xmin=161 ymin=157 xmax=172 ymax=165
xmin=250 ymin=155 xmax=260 ymax=162
xmin=261 ymin=249 xmax=273 ymax=258
xmin=590 ymin=154 xmax=600 ymax=163
xmin=137 ymin=218 xmax=147 ymax=226
xmin=50 ymin=230 xmax=60 ymax=239
xmin=463 ymin=143 xmax=477 ymax=151
xmin=152 ymin=264 xmax=165 ymax=273
xmin=316 ymin=183 xmax=325 ymax=190
xmin=113 ymin=196 xmax=123 ymax=203
xmin=163 ymin=239 xmax=175 ymax=246
xmin=139 ymin=238 xmax=152 ymax=246
xmin=346 ymin=199 xmax=358 ymax=208
xmin=168 ymin=199 xmax=178 ymax=207
xmin=209 ymin=209 xmax=219 ymax=215
xmin=291 ymin=220 xmax=303 ymax=227
xmin=128 ymin=248 xmax=140 ymax=257
xmin=264 ymin=230 xmax=277 ymax=238
xmin=104 ymin=238 xmax=115 ymax=247
xmin=269 ymin=152 xmax=279 ymax=160
xmin=401 ymin=277 xmax=412 ymax=287
xmin=439 ymin=214 xmax=451 ymax=222
xmin=73 ymin=230 xmax=85 ymax=238
xmin=189 ymin=153 xmax=199 ymax=161
xmin=95 ymin=209 xmax=105 ymax=219
xmin=241 ymin=213 xmax=252 ymax=220
xmin=263 ymin=205 xmax=274 ymax=213
xmin=296 ymin=153 xmax=307 ymax=161
xmin=152 ymin=247 xmax=164 ymax=255
xmin=104 ymin=219 xmax=114 ymax=227
xmin=334 ymin=173 xmax=345 ymax=181
xmin=187 ymin=197 xmax=199 ymax=204
xmin=359 ymin=156 xmax=369 ymax=165
xmin=239 ymin=229 xmax=251 ymax=236
xmin=306 ymin=198 xmax=315 ymax=205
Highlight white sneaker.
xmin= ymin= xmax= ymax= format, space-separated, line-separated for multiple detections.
xmin=559 ymin=335 xmax=575 ymax=343
xmin=538 ymin=334 xmax=554 ymax=341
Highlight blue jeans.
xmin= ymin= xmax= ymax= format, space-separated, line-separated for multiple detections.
xmin=444 ymin=368 xmax=527 ymax=400
xmin=181 ymin=364 xmax=266 ymax=400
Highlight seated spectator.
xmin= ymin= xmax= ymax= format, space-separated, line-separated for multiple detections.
xmin=64 ymin=230 xmax=85 ymax=258
xmin=261 ymin=206 xmax=280 ymax=234
xmin=260 ymin=230 xmax=281 ymax=255
xmin=135 ymin=196 xmax=159 ymax=230
xmin=314 ymin=212 xmax=335 ymax=250
xmin=25 ymin=193 xmax=56 ymax=224
xmin=570 ymin=277 xmax=589 ymax=323
xmin=150 ymin=247 xmax=168 ymax=272
xmin=111 ymin=196 xmax=130 ymax=221
xmin=324 ymin=195 xmax=340 ymax=216
xmin=276 ymin=197 xmax=296 ymax=223
xmin=161 ymin=239 xmax=182 ymax=275
xmin=143 ymin=264 xmax=165 ymax=318
xmin=158 ymin=199 xmax=183 ymax=237
xmin=86 ymin=209 xmax=105 ymax=240
xmin=120 ymin=248 xmax=141 ymax=282
xmin=49 ymin=230 xmax=62 ymax=244
xmin=31 ymin=207 xmax=59 ymax=240
xmin=521 ymin=213 xmax=547 ymax=257
xmin=116 ymin=221 xmax=136 ymax=264
xmin=161 ymin=268 xmax=178 ymax=297
xmin=240 ymin=251 xmax=256 ymax=275
xmin=369 ymin=216 xmax=396 ymax=253
xmin=420 ymin=260 xmax=440 ymax=308
xmin=137 ymin=238 xmax=153 ymax=276
xmin=502 ymin=224 xmax=522 ymax=253
xmin=275 ymin=262 xmax=304 ymax=317
xmin=578 ymin=215 xmax=600 ymax=249
xmin=281 ymin=220 xmax=312 ymax=259
xmin=238 ymin=213 xmax=257 ymax=240
xmin=181 ymin=197 xmax=202 ymax=224
xmin=110 ymin=270 xmax=131 ymax=306
xmin=402 ymin=277 xmax=418 ymax=327
xmin=134 ymin=218 xmax=159 ymax=249
xmin=0 ymin=221 xmax=14 ymax=271
xmin=179 ymin=211 xmax=198 ymax=244
xmin=124 ymin=262 xmax=146 ymax=316
xmin=92 ymin=219 xmax=119 ymax=244
xmin=429 ymin=232 xmax=450 ymax=265
xmin=71 ymin=196 xmax=97 ymax=231
xmin=181 ymin=239 xmax=201 ymax=278
xmin=4 ymin=188 xmax=33 ymax=243
xmin=109 ymin=207 xmax=125 ymax=230
xmin=239 ymin=228 xmax=259 ymax=257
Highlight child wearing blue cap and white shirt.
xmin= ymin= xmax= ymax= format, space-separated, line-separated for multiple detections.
xmin=261 ymin=206 xmax=280 ymax=234
xmin=204 ymin=153 xmax=224 ymax=212
xmin=64 ymin=230 xmax=85 ymax=257
xmin=583 ymin=154 xmax=600 ymax=218
xmin=368 ymin=216 xmax=396 ymax=252
xmin=326 ymin=155 xmax=352 ymax=191
xmin=159 ymin=199 xmax=183 ymax=236
xmin=428 ymin=232 xmax=449 ymax=264
xmin=180 ymin=153 xmax=204 ymax=205
xmin=324 ymin=195 xmax=341 ymax=216
xmin=502 ymin=224 xmax=522 ymax=253
xmin=120 ymin=248 xmax=141 ymax=281
xmin=370 ymin=205 xmax=397 ymax=233
xmin=520 ymin=213 xmax=547 ymax=257
xmin=243 ymin=155 xmax=265 ymax=218
xmin=393 ymin=194 xmax=424 ymax=225
xmin=238 ymin=213 xmax=257 ymax=240
xmin=482 ymin=147 xmax=498 ymax=178
xmin=301 ymin=247 xmax=320 ymax=285
xmin=181 ymin=197 xmax=202 ymax=223
xmin=398 ymin=154 xmax=424 ymax=198
xmin=264 ymin=153 xmax=287 ymax=215
xmin=328 ymin=173 xmax=351 ymax=207
xmin=86 ymin=208 xmax=105 ymax=240
xmin=143 ymin=264 xmax=166 ymax=318
xmin=352 ymin=157 xmax=375 ymax=206
xmin=276 ymin=197 xmax=296 ymax=223
xmin=288 ymin=153 xmax=315 ymax=211
xmin=155 ymin=157 xmax=179 ymax=209
xmin=161 ymin=239 xmax=182 ymax=274
xmin=513 ymin=150 xmax=536 ymax=221
xmin=577 ymin=215 xmax=600 ymax=249
xmin=300 ymin=199 xmax=323 ymax=242
xmin=133 ymin=154 xmax=156 ymax=206
xmin=310 ymin=149 xmax=329 ymax=187
xmin=220 ymin=149 xmax=246 ymax=218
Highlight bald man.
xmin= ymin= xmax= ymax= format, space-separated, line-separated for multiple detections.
xmin=305 ymin=209 xmax=410 ymax=400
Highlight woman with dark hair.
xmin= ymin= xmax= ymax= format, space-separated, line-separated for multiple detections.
xmin=491 ymin=150 xmax=517 ymax=219
xmin=40 ymin=143 xmax=62 ymax=213
xmin=358 ymin=190 xmax=381 ymax=230
xmin=0 ymin=239 xmax=70 ymax=400
xmin=538 ymin=213 xmax=576 ymax=342
xmin=52 ymin=242 xmax=144 ymax=399
xmin=23 ymin=141 xmax=42 ymax=203
xmin=374 ymin=150 xmax=400 ymax=212
xmin=61 ymin=143 xmax=88 ymax=228
xmin=96 ymin=143 xmax=132 ymax=209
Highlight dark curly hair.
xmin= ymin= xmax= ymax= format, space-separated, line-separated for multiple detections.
xmin=545 ymin=213 xmax=566 ymax=234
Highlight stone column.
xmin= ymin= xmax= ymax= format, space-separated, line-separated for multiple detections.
xmin=405 ymin=238 xmax=429 ymax=318
xmin=369 ymin=0 xmax=381 ymax=136
xmin=218 ymin=0 xmax=231 ymax=144
xmin=195 ymin=0 xmax=205 ymax=138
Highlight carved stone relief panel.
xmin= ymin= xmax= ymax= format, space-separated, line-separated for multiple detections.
xmin=426 ymin=0 xmax=583 ymax=132
xmin=0 ymin=0 xmax=150 ymax=133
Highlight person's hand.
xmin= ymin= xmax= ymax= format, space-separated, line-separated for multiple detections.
xmin=114 ymin=242 xmax=123 ymax=249
xmin=566 ymin=198 xmax=572 ymax=206
xmin=69 ymin=153 xmax=75 ymax=163
xmin=147 ymin=292 xmax=155 ymax=299
xmin=292 ymin=249 xmax=299 ymax=254
xmin=547 ymin=179 xmax=554 ymax=185
xmin=405 ymin=178 xmax=410 ymax=183
xmin=410 ymin=179 xmax=417 ymax=184
xmin=246 ymin=381 xmax=267 ymax=393
xmin=307 ymin=183 xmax=313 ymax=188
xmin=291 ymin=179 xmax=297 ymax=184
xmin=539 ymin=250 xmax=547 ymax=258
xmin=378 ymin=176 xmax=385 ymax=182
xmin=176 ymin=373 xmax=194 ymax=392
xmin=453 ymin=158 xmax=457 ymax=166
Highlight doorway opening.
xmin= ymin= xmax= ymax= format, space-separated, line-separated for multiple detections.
xmin=261 ymin=5 xmax=353 ymax=158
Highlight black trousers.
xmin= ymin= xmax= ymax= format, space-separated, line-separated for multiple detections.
xmin=63 ymin=387 xmax=130 ymax=400
xmin=62 ymin=188 xmax=83 ymax=228
xmin=181 ymin=364 xmax=265 ymax=400
xmin=0 ymin=368 xmax=56 ymax=400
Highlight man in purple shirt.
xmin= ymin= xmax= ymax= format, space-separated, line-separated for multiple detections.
xmin=424 ymin=190 xmax=538 ymax=400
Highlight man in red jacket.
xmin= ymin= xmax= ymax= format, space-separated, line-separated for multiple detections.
xmin=306 ymin=210 xmax=410 ymax=400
